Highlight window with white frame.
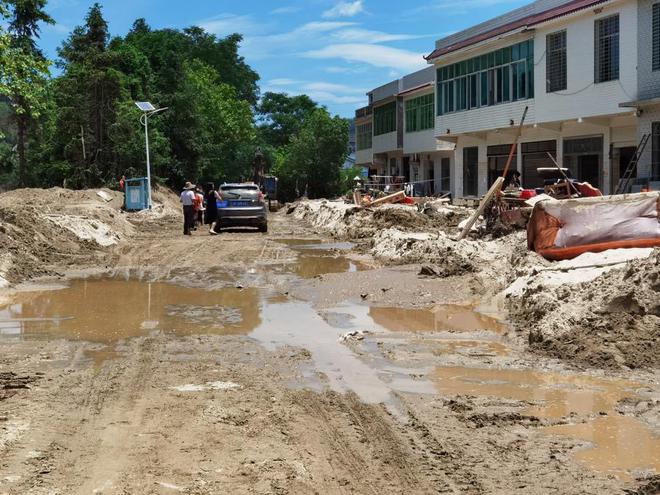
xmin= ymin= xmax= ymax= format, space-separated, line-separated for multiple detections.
xmin=594 ymin=15 xmax=619 ymax=83
xmin=653 ymin=3 xmax=659 ymax=71
xmin=546 ymin=30 xmax=567 ymax=92
xmin=436 ymin=39 xmax=534 ymax=116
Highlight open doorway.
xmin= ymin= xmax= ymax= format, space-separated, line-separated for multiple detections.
xmin=577 ymin=155 xmax=600 ymax=187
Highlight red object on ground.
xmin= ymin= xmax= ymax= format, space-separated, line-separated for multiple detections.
xmin=577 ymin=182 xmax=602 ymax=197
xmin=520 ymin=189 xmax=536 ymax=200
xmin=527 ymin=192 xmax=660 ymax=260
xmin=403 ymin=196 xmax=416 ymax=205
xmin=539 ymin=238 xmax=660 ymax=260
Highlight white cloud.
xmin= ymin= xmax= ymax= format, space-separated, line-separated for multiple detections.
xmin=303 ymin=43 xmax=426 ymax=72
xmin=43 ymin=23 xmax=70 ymax=35
xmin=407 ymin=0 xmax=520 ymax=16
xmin=268 ymin=78 xmax=303 ymax=86
xmin=331 ymin=28 xmax=430 ymax=43
xmin=271 ymin=6 xmax=301 ymax=15
xmin=322 ymin=1 xmax=365 ymax=18
xmin=303 ymin=82 xmax=365 ymax=94
xmin=198 ymin=14 xmax=261 ymax=37
xmin=263 ymin=79 xmax=367 ymax=106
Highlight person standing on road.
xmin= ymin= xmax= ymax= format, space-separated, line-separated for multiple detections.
xmin=193 ymin=187 xmax=204 ymax=229
xmin=204 ymin=182 xmax=220 ymax=235
xmin=180 ymin=182 xmax=196 ymax=236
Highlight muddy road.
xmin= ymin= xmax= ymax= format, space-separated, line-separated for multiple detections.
xmin=0 ymin=199 xmax=658 ymax=495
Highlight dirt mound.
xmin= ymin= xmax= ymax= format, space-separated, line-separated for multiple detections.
xmin=508 ymin=250 xmax=660 ymax=369
xmin=0 ymin=187 xmax=136 ymax=284
xmin=371 ymin=229 xmax=478 ymax=275
xmin=289 ymin=199 xmax=470 ymax=240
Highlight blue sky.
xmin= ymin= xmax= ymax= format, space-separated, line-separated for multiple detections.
xmin=37 ymin=0 xmax=530 ymax=117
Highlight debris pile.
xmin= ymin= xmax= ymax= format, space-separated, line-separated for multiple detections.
xmin=0 ymin=188 xmax=133 ymax=284
xmin=508 ymin=249 xmax=660 ymax=369
xmin=288 ymin=199 xmax=470 ymax=240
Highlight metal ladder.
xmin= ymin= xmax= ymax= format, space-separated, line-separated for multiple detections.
xmin=615 ymin=133 xmax=650 ymax=194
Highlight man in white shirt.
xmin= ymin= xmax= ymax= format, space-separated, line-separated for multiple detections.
xmin=180 ymin=182 xmax=196 ymax=235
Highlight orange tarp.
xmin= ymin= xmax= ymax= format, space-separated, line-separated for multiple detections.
xmin=527 ymin=192 xmax=660 ymax=260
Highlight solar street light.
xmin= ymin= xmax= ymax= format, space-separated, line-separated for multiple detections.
xmin=135 ymin=102 xmax=168 ymax=208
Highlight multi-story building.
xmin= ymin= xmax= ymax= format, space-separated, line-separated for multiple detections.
xmin=354 ymin=67 xmax=454 ymax=195
xmin=425 ymin=0 xmax=659 ymax=197
xmin=620 ymin=0 xmax=660 ymax=187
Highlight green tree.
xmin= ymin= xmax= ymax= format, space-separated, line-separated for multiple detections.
xmin=274 ymin=108 xmax=349 ymax=202
xmin=3 ymin=0 xmax=53 ymax=186
xmin=168 ymin=59 xmax=254 ymax=183
xmin=256 ymin=92 xmax=319 ymax=149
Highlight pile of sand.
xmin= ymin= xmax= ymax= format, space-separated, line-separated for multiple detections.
xmin=0 ymin=187 xmax=135 ymax=283
xmin=289 ymin=199 xmax=470 ymax=240
xmin=507 ymin=249 xmax=660 ymax=369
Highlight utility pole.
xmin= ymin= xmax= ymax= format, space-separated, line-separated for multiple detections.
xmin=135 ymin=102 xmax=168 ymax=208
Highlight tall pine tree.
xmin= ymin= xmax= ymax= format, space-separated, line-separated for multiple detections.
xmin=5 ymin=0 xmax=53 ymax=186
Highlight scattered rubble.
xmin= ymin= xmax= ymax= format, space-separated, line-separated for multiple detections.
xmin=508 ymin=249 xmax=660 ymax=369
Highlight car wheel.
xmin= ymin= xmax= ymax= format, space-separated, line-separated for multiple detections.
xmin=258 ymin=223 xmax=268 ymax=233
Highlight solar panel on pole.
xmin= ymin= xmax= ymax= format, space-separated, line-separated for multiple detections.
xmin=135 ymin=102 xmax=156 ymax=112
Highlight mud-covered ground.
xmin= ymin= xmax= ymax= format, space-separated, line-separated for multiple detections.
xmin=0 ymin=190 xmax=658 ymax=494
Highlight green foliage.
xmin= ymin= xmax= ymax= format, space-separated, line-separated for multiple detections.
xmin=0 ymin=1 xmax=350 ymax=194
xmin=257 ymin=92 xmax=319 ymax=149
xmin=273 ymin=109 xmax=349 ymax=202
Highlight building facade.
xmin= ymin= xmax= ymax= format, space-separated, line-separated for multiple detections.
xmin=354 ymin=67 xmax=454 ymax=195
xmin=355 ymin=0 xmax=658 ymax=198
xmin=427 ymin=0 xmax=650 ymax=198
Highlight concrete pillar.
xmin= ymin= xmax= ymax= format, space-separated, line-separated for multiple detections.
xmin=602 ymin=126 xmax=611 ymax=195
xmin=453 ymin=142 xmax=463 ymax=198
xmin=477 ymin=143 xmax=488 ymax=196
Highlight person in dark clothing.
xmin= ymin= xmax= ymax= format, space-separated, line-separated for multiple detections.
xmin=180 ymin=181 xmax=196 ymax=235
xmin=204 ymin=182 xmax=220 ymax=235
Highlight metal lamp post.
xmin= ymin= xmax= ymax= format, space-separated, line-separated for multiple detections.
xmin=135 ymin=102 xmax=168 ymax=208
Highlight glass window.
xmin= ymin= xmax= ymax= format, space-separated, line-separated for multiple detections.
xmin=436 ymin=39 xmax=534 ymax=115
xmin=502 ymin=65 xmax=511 ymax=102
xmin=406 ymin=93 xmax=434 ymax=132
xmin=653 ymin=3 xmax=660 ymax=71
xmin=373 ymin=102 xmax=396 ymax=136
xmin=547 ymin=31 xmax=567 ymax=92
xmin=469 ymin=74 xmax=478 ymax=108
xmin=595 ymin=15 xmax=620 ymax=83
xmin=356 ymin=123 xmax=372 ymax=150
xmin=480 ymin=72 xmax=488 ymax=106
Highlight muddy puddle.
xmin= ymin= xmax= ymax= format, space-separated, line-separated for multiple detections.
xmin=0 ymin=279 xmax=262 ymax=342
xmin=434 ymin=366 xmax=659 ymax=479
xmin=273 ymin=239 xmax=368 ymax=278
xmin=1 ymin=274 xmax=656 ymax=480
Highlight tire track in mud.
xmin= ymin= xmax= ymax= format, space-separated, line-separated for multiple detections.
xmin=289 ymin=390 xmax=445 ymax=494
xmin=3 ymin=338 xmax=158 ymax=494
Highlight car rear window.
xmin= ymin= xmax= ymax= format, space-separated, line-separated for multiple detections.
xmin=221 ymin=185 xmax=259 ymax=191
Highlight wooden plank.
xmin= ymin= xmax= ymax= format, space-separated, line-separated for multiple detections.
xmin=458 ymin=177 xmax=504 ymax=240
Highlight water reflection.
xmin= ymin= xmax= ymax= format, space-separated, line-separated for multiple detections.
xmin=369 ymin=304 xmax=505 ymax=333
xmin=0 ymin=279 xmax=261 ymax=343
xmin=433 ymin=366 xmax=659 ymax=479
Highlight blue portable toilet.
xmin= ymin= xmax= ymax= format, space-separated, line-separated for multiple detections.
xmin=124 ymin=177 xmax=149 ymax=211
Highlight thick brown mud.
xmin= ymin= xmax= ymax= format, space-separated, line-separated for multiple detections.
xmin=0 ymin=196 xmax=657 ymax=494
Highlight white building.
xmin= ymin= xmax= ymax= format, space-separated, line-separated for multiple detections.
xmin=354 ymin=67 xmax=454 ymax=195
xmin=426 ymin=0 xmax=658 ymax=198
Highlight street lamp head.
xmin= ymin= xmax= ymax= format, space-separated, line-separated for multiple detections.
xmin=135 ymin=101 xmax=156 ymax=112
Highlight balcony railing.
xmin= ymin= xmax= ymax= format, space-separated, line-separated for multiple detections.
xmin=355 ymin=105 xmax=373 ymax=118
